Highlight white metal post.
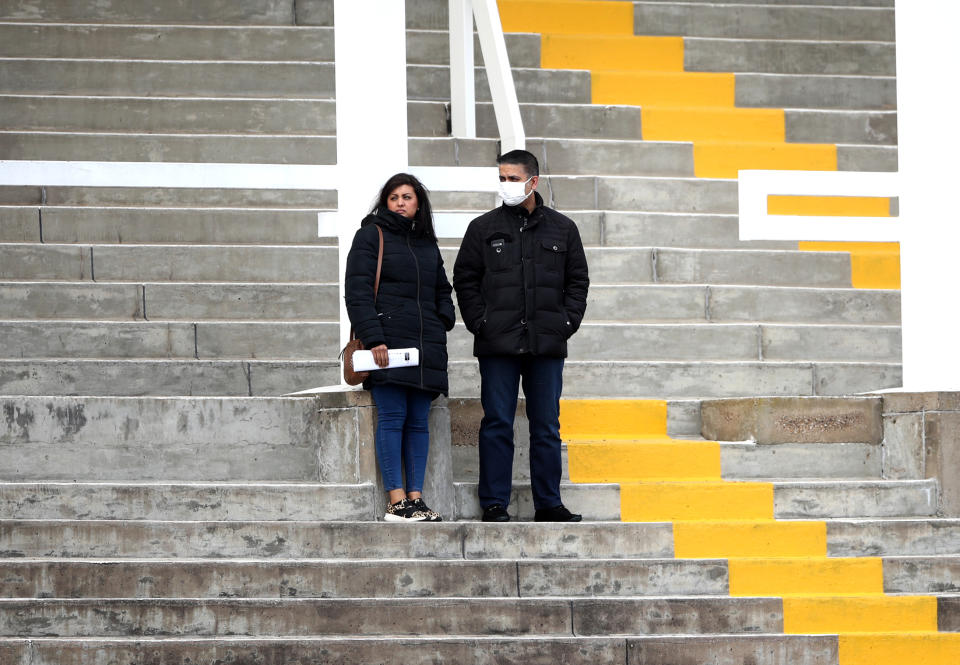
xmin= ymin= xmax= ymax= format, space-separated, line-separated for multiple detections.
xmin=473 ymin=0 xmax=525 ymax=152
xmin=449 ymin=0 xmax=477 ymax=138
xmin=333 ymin=0 xmax=410 ymax=381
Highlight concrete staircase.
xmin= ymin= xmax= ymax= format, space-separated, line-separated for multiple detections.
xmin=0 ymin=0 xmax=902 ymax=399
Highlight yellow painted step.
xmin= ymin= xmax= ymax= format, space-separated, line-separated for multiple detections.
xmin=499 ymin=0 xmax=634 ymax=35
xmin=560 ymin=399 xmax=667 ymax=439
xmin=642 ymin=106 xmax=785 ymax=142
xmin=541 ymin=34 xmax=683 ymax=71
xmin=840 ymin=633 xmax=960 ymax=665
xmin=621 ymin=481 xmax=773 ymax=522
xmin=568 ymin=440 xmax=721 ymax=482
xmin=592 ymin=71 xmax=735 ymax=106
xmin=673 ymin=520 xmax=826 ymax=558
xmin=784 ymin=595 xmax=938 ymax=634
xmin=693 ymin=141 xmax=837 ymax=178
xmin=729 ymin=557 xmax=883 ymax=596
xmin=769 ymin=195 xmax=892 ymax=217
xmin=799 ymin=241 xmax=901 ymax=289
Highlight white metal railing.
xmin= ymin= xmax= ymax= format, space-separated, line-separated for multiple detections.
xmin=448 ymin=0 xmax=525 ymax=151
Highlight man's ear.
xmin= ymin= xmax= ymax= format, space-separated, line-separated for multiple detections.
xmin=529 ymin=175 xmax=539 ymax=191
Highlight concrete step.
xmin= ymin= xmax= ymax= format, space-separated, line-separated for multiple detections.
xmin=407 ymin=29 xmax=541 ymax=68
xmin=786 ymin=109 xmax=897 ymax=146
xmin=838 ymin=143 xmax=899 ymax=171
xmin=0 ymin=635 xmax=847 ymax=665
xmin=454 ymin=481 xmax=621 ymax=521
xmin=721 ymin=441 xmax=882 ymax=480
xmin=0 ymin=557 xmax=729 ymax=599
xmin=0 ymin=94 xmax=338 ymax=134
xmin=884 ymin=556 xmax=960 ymax=594
xmin=587 ymin=285 xmax=900 ymax=325
xmin=0 ymin=282 xmax=338 ymax=320
xmin=2 ymin=207 xmax=329 ymax=244
xmin=408 ymin=64 xmax=591 ymax=104
xmin=828 ymin=519 xmax=960 ymax=557
xmin=0 ymin=320 xmax=341 ymax=360
xmin=773 ymin=479 xmax=938 ymax=519
xmin=0 ymin=243 xmax=338 ymax=282
xmin=0 ymin=58 xmax=336 ymax=97
xmin=736 ymin=73 xmax=897 ymax=110
xmin=0 ymin=0 xmax=307 ymax=24
xmin=0 ymin=23 xmax=333 ymax=60
xmin=0 ymin=358 xmax=339 ymax=396
xmin=539 ymin=175 xmax=739 ymax=213
xmin=413 ymin=137 xmax=696 ymax=177
xmin=0 ymin=520 xmax=675 ymax=558
xmin=0 ymin=130 xmax=337 ymax=164
xmin=449 ymin=360 xmax=902 ymax=399
xmin=471 ymin=102 xmax=646 ymax=141
xmin=0 ymin=185 xmax=338 ymax=208
xmin=633 ymin=3 xmax=894 ymax=41
xmin=0 ymin=482 xmax=377 ymax=521
xmin=0 ymin=596 xmax=782 ymax=637
xmin=685 ymin=38 xmax=896 ymax=76
xmin=446 ymin=323 xmax=900 ymax=363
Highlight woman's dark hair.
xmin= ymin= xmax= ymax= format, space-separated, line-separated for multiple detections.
xmin=371 ymin=172 xmax=437 ymax=240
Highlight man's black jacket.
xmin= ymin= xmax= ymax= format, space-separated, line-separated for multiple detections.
xmin=453 ymin=192 xmax=589 ymax=358
xmin=344 ymin=208 xmax=456 ymax=396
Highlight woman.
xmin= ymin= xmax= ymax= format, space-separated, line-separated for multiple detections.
xmin=344 ymin=173 xmax=456 ymax=522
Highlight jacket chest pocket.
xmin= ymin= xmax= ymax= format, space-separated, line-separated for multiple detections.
xmin=484 ymin=235 xmax=515 ymax=273
xmin=537 ymin=239 xmax=567 ymax=272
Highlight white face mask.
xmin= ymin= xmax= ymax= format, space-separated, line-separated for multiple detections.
xmin=498 ymin=176 xmax=533 ymax=206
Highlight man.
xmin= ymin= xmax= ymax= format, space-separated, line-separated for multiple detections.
xmin=453 ymin=149 xmax=589 ymax=522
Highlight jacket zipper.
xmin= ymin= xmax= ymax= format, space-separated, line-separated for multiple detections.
xmin=407 ymin=234 xmax=425 ymax=388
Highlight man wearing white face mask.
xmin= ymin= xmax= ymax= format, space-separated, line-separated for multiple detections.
xmin=453 ymin=149 xmax=590 ymax=522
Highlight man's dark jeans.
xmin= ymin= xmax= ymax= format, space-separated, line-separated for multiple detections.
xmin=477 ymin=354 xmax=564 ymax=511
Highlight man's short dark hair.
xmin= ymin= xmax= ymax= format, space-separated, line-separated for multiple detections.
xmin=497 ymin=149 xmax=539 ymax=178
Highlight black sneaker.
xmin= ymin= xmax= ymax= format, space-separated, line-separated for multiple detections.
xmin=410 ymin=498 xmax=442 ymax=522
xmin=384 ymin=498 xmax=427 ymax=522
xmin=534 ymin=504 xmax=582 ymax=522
xmin=482 ymin=504 xmax=510 ymax=522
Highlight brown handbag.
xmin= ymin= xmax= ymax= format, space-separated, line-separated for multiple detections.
xmin=341 ymin=225 xmax=384 ymax=386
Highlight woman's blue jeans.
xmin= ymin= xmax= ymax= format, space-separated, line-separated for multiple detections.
xmin=370 ymin=384 xmax=433 ymax=493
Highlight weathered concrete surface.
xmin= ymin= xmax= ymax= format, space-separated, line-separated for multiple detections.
xmin=881 ymin=412 xmax=924 ymax=479
xmin=518 ymin=559 xmax=728 ymax=597
xmin=0 ymin=482 xmax=376 ymax=521
xmin=828 ymin=519 xmax=960 ymax=557
xmin=0 ymin=0 xmax=300 ymax=24
xmin=773 ymin=479 xmax=937 ymax=519
xmin=884 ymin=556 xmax=960 ymax=594
xmin=721 ymin=441 xmax=881 ymax=479
xmin=574 ymin=597 xmax=782 ymax=636
xmin=701 ymin=396 xmax=883 ymax=443
xmin=0 ymin=520 xmax=675 ymax=560
xmin=628 ymin=635 xmax=838 ymax=665
xmin=938 ymin=597 xmax=960 ymax=632
xmin=0 ymin=559 xmax=517 ymax=599
xmin=925 ymin=411 xmax=960 ymax=516
xmin=0 ymin=637 xmax=628 ymax=665
xmin=0 ymin=597 xmax=575 ymax=637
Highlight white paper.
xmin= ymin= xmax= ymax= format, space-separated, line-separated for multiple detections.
xmin=351 ymin=347 xmax=420 ymax=372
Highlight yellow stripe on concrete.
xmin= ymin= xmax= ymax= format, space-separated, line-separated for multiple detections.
xmin=769 ymin=195 xmax=892 ymax=217
xmin=499 ymin=0 xmax=634 ymax=35
xmin=541 ymin=34 xmax=684 ymax=71
xmin=621 ymin=482 xmax=774 ymax=522
xmin=674 ymin=520 xmax=827 ymax=558
xmin=592 ymin=71 xmax=735 ymax=106
xmin=568 ymin=440 xmax=721 ymax=483
xmin=560 ymin=399 xmax=668 ymax=439
xmin=839 ymin=634 xmax=960 ymax=665
xmin=642 ymin=107 xmax=785 ymax=142
xmin=784 ymin=595 xmax=938 ymax=634
xmin=693 ymin=142 xmax=838 ymax=178
xmin=729 ymin=557 xmax=882 ymax=596
xmin=799 ymin=241 xmax=901 ymax=289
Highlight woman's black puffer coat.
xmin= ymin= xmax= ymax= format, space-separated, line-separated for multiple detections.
xmin=344 ymin=208 xmax=456 ymax=397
